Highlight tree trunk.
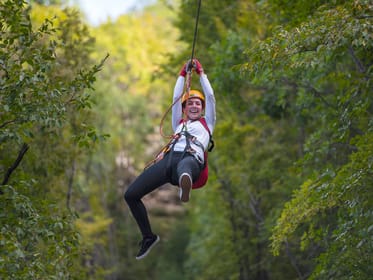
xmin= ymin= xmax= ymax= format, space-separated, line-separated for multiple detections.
xmin=1 ymin=143 xmax=29 ymax=193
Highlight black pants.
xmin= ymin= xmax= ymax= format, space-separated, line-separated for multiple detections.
xmin=124 ymin=152 xmax=202 ymax=237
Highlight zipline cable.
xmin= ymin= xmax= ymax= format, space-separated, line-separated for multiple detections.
xmin=185 ymin=0 xmax=202 ymax=95
xmin=190 ymin=0 xmax=202 ymax=63
xmin=159 ymin=0 xmax=202 ymax=139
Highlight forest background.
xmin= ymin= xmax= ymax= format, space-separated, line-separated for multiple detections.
xmin=0 ymin=0 xmax=372 ymax=279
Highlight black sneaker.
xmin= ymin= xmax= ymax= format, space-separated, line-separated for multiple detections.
xmin=136 ymin=235 xmax=160 ymax=260
xmin=179 ymin=172 xmax=192 ymax=202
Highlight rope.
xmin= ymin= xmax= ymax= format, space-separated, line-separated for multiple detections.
xmin=159 ymin=0 xmax=202 ymax=139
xmin=159 ymin=93 xmax=182 ymax=139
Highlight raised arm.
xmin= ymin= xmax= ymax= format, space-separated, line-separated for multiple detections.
xmin=172 ymin=75 xmax=185 ymax=131
xmin=200 ymin=73 xmax=216 ymax=134
xmin=193 ymin=59 xmax=216 ymax=134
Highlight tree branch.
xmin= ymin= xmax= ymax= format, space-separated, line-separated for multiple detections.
xmin=306 ymin=84 xmax=338 ymax=110
xmin=285 ymin=240 xmax=305 ymax=280
xmin=1 ymin=143 xmax=29 ymax=193
xmin=0 ymin=119 xmax=17 ymax=129
xmin=66 ymin=159 xmax=76 ymax=210
xmin=348 ymin=45 xmax=366 ymax=73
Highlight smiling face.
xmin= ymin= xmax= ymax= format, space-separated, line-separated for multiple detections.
xmin=183 ymin=97 xmax=204 ymax=120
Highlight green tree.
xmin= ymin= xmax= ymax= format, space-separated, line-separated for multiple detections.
xmin=243 ymin=0 xmax=373 ymax=278
xmin=0 ymin=1 xmax=106 ymax=278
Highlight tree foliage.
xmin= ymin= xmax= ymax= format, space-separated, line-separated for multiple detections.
xmin=174 ymin=0 xmax=372 ymax=279
xmin=0 ymin=1 xmax=106 ymax=278
xmin=242 ymin=0 xmax=373 ymax=278
xmin=1 ymin=0 xmax=372 ymax=279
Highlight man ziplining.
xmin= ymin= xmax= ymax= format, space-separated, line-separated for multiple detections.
xmin=124 ymin=58 xmax=216 ymax=260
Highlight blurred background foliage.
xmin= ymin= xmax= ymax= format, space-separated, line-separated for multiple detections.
xmin=0 ymin=0 xmax=372 ymax=279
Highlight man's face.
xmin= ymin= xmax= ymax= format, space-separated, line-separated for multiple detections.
xmin=183 ymin=97 xmax=203 ymax=120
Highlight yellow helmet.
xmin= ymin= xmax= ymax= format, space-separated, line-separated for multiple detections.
xmin=182 ymin=90 xmax=205 ymax=107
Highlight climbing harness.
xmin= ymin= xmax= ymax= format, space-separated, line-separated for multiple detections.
xmin=146 ymin=116 xmax=214 ymax=188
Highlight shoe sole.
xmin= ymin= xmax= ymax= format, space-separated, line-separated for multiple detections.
xmin=136 ymin=235 xmax=160 ymax=260
xmin=179 ymin=173 xmax=192 ymax=202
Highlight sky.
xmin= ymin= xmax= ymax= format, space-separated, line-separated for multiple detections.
xmin=75 ymin=0 xmax=156 ymax=26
